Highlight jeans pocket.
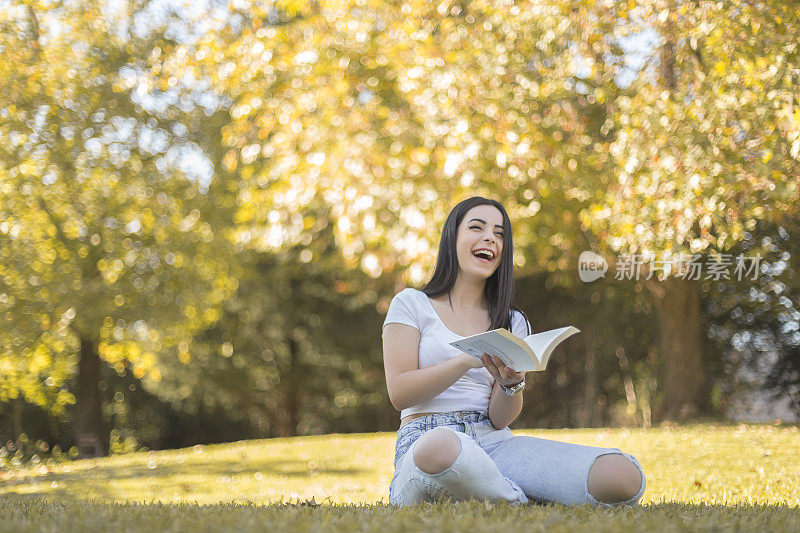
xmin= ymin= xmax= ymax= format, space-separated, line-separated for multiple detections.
xmin=394 ymin=427 xmax=422 ymax=467
xmin=397 ymin=426 xmax=422 ymax=449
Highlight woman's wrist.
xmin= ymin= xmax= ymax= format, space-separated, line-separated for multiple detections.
xmin=458 ymin=353 xmax=485 ymax=371
xmin=498 ymin=376 xmax=526 ymax=396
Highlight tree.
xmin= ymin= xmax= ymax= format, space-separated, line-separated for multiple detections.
xmin=580 ymin=0 xmax=800 ymax=418
xmin=704 ymin=217 xmax=800 ymax=419
xmin=0 ymin=0 xmax=239 ymax=456
xmin=160 ymin=0 xmax=799 ymax=423
xmin=156 ymin=242 xmax=396 ymax=437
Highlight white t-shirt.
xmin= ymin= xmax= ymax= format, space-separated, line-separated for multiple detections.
xmin=381 ymin=287 xmax=532 ymax=419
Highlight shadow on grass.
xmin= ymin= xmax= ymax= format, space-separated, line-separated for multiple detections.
xmin=2 ymin=456 xmax=362 ymax=483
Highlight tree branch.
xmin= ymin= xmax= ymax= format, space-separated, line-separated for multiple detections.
xmin=36 ymin=196 xmax=77 ymax=252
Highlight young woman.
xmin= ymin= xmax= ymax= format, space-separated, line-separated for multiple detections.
xmin=381 ymin=196 xmax=646 ymax=507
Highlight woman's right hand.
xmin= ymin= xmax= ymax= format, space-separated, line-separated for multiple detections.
xmin=459 ymin=353 xmax=488 ymax=370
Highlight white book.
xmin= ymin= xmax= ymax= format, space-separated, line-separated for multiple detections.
xmin=449 ymin=326 xmax=580 ymax=372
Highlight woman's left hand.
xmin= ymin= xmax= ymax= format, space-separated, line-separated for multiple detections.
xmin=480 ymin=353 xmax=525 ymax=386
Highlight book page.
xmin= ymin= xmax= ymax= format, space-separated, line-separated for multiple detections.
xmin=450 ymin=331 xmax=540 ymax=372
xmin=524 ymin=327 xmax=580 ymax=367
xmin=451 ymin=326 xmax=580 ymax=373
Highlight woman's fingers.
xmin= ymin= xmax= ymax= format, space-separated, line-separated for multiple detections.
xmin=482 ymin=354 xmax=526 ymax=385
xmin=491 ymin=355 xmax=510 ymax=377
xmin=480 ymin=354 xmax=501 ymax=380
xmin=491 ymin=356 xmax=525 ymax=384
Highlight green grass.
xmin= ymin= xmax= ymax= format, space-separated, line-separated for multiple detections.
xmin=1 ymin=423 xmax=798 ymax=531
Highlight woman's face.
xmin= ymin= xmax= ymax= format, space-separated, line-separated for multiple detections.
xmin=455 ymin=204 xmax=505 ymax=278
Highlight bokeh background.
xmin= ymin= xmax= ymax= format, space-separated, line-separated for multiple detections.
xmin=1 ymin=0 xmax=798 ymax=464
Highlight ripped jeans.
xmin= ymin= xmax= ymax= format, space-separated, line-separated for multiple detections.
xmin=388 ymin=410 xmax=646 ymax=507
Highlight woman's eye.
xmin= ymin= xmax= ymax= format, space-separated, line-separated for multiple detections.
xmin=470 ymin=225 xmax=503 ymax=237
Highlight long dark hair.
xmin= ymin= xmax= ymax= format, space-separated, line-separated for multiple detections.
xmin=421 ymin=196 xmax=531 ymax=336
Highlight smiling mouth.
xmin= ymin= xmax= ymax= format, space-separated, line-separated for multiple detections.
xmin=472 ymin=251 xmax=495 ymax=263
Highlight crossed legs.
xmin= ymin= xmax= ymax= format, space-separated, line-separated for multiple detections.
xmin=411 ymin=429 xmax=644 ymax=506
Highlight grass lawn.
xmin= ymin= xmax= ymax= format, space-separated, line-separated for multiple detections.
xmin=1 ymin=423 xmax=798 ymax=531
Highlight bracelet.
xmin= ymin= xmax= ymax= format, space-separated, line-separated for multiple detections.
xmin=499 ymin=377 xmax=525 ymax=396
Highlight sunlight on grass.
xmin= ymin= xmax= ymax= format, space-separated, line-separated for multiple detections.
xmin=2 ymin=423 xmax=798 ymax=508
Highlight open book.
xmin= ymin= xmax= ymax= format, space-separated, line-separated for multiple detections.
xmin=449 ymin=326 xmax=580 ymax=372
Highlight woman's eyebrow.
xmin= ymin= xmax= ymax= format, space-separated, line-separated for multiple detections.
xmin=468 ymin=218 xmax=503 ymax=229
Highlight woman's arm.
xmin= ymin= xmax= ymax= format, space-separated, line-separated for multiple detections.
xmin=382 ymin=323 xmax=479 ymax=411
xmin=483 ymin=355 xmax=525 ymax=429
xmin=487 ymin=379 xmax=524 ymax=429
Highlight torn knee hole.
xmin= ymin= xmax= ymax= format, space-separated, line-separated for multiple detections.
xmin=412 ymin=429 xmax=462 ymax=475
xmin=587 ymin=453 xmax=643 ymax=504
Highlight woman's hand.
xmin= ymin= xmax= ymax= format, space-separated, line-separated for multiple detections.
xmin=459 ymin=353 xmax=486 ymax=369
xmin=481 ymin=354 xmax=525 ymax=386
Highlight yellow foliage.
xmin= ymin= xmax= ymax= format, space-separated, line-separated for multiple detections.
xmin=29 ymin=345 xmax=51 ymax=373
xmin=223 ymin=150 xmax=238 ymax=172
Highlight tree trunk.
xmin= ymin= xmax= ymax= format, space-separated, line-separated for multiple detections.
xmin=284 ymin=334 xmax=300 ymax=437
xmin=74 ymin=335 xmax=108 ymax=457
xmin=645 ymin=4 xmax=709 ymax=420
xmin=660 ymin=0 xmax=678 ymax=92
xmin=645 ymin=277 xmax=709 ymax=420
xmin=13 ymin=397 xmax=23 ymax=450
